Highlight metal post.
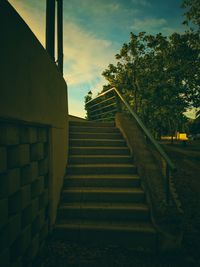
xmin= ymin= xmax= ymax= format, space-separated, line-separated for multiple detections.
xmin=166 ymin=164 xmax=170 ymax=204
xmin=46 ymin=0 xmax=55 ymax=61
xmin=57 ymin=0 xmax=63 ymax=75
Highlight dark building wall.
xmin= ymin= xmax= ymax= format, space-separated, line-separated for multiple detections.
xmin=0 ymin=1 xmax=68 ymax=265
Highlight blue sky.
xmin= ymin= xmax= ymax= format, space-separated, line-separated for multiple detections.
xmin=9 ymin=0 xmax=186 ymax=117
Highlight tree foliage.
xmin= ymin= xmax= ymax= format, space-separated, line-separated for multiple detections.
xmin=102 ymin=30 xmax=200 ymax=136
xmin=182 ymin=0 xmax=200 ymax=30
xmin=100 ymin=0 xmax=200 ymax=137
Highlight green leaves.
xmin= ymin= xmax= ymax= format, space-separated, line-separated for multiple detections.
xmin=101 ymin=29 xmax=199 ymax=137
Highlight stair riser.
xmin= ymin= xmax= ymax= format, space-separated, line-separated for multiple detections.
xmin=69 ymin=147 xmax=130 ymax=155
xmin=66 ymin=166 xmax=137 ymax=175
xmin=69 ymin=133 xmax=122 ymax=139
xmin=70 ymin=127 xmax=119 ymax=133
xmin=61 ymin=192 xmax=145 ymax=203
xmin=54 ymin=226 xmax=156 ymax=250
xmin=69 ymin=139 xmax=126 ymax=147
xmin=68 ymin=157 xmax=132 ymax=164
xmin=69 ymin=122 xmax=115 ymax=127
xmin=64 ymin=178 xmax=140 ymax=188
xmin=57 ymin=208 xmax=150 ymax=221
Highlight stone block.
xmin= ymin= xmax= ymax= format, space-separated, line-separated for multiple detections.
xmin=8 ymin=168 xmax=20 ymax=195
xmin=32 ymin=216 xmax=40 ymax=236
xmin=8 ymin=191 xmax=21 ymax=215
xmin=39 ymin=222 xmax=48 ymax=241
xmin=38 ymin=208 xmax=45 ymax=229
xmin=21 ymin=185 xmax=31 ymax=209
xmin=37 ymin=128 xmax=48 ymax=142
xmin=30 ymin=143 xmax=44 ymax=161
xmin=44 ymin=142 xmax=49 ymax=157
xmin=38 ymin=176 xmax=44 ymax=195
xmin=0 ymin=224 xmax=9 ymax=253
xmin=31 ymin=179 xmax=40 ymax=199
xmin=38 ymin=158 xmax=49 ymax=176
xmin=21 ymin=162 xmax=38 ymax=185
xmin=44 ymin=174 xmax=49 ymax=187
xmin=30 ymin=162 xmax=38 ymax=182
xmin=0 ymin=124 xmax=19 ymax=145
xmin=7 ymin=144 xmax=30 ymax=168
xmin=31 ymin=198 xmax=39 ymax=221
xmin=20 ymin=126 xmax=38 ymax=144
xmin=20 ymin=225 xmax=31 ymax=254
xmin=21 ymin=205 xmax=32 ymax=229
xmin=39 ymin=189 xmax=48 ymax=210
xmin=21 ymin=165 xmax=32 ymax=186
xmin=10 ymin=237 xmax=21 ymax=262
xmin=27 ymin=234 xmax=39 ymax=260
xmin=0 ymin=248 xmax=10 ymax=267
xmin=0 ymin=147 xmax=7 ymax=173
xmin=0 ymin=173 xmax=8 ymax=198
xmin=10 ymin=258 xmax=22 ymax=267
xmin=0 ymin=198 xmax=8 ymax=229
xmin=9 ymin=214 xmax=21 ymax=245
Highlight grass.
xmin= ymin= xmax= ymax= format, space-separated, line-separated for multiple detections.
xmin=37 ymin=140 xmax=200 ymax=267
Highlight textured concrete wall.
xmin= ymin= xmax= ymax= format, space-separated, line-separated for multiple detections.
xmin=0 ymin=121 xmax=50 ymax=266
xmin=0 ymin=1 xmax=68 ymax=265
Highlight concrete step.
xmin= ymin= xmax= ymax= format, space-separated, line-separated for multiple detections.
xmin=69 ymin=121 xmax=115 ymax=127
xmin=69 ymin=132 xmax=122 ymax=140
xmin=69 ymin=139 xmax=126 ymax=147
xmin=66 ymin=164 xmax=137 ymax=175
xmin=68 ymin=155 xmax=133 ymax=164
xmin=70 ymin=126 xmax=119 ymax=133
xmin=54 ymin=220 xmax=157 ymax=249
xmin=64 ymin=174 xmax=140 ymax=188
xmin=57 ymin=203 xmax=150 ymax=221
xmin=69 ymin=146 xmax=130 ymax=155
xmin=61 ymin=188 xmax=145 ymax=203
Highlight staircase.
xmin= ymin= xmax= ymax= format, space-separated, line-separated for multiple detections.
xmin=55 ymin=121 xmax=157 ymax=249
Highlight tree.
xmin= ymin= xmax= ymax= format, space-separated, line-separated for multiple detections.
xmin=102 ymin=32 xmax=192 ymax=137
xmin=182 ymin=0 xmax=200 ymax=30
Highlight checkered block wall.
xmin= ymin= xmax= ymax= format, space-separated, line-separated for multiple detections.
xmin=0 ymin=121 xmax=49 ymax=267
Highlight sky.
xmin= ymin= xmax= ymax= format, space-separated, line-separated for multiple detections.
xmin=8 ymin=0 xmax=187 ymax=118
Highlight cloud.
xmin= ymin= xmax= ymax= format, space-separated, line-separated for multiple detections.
xmin=131 ymin=0 xmax=151 ymax=7
xmin=68 ymin=98 xmax=86 ymax=118
xmin=63 ymin=22 xmax=116 ymax=88
xmin=130 ymin=18 xmax=167 ymax=32
xmin=8 ymin=0 xmax=46 ymax=46
xmin=8 ymin=0 xmax=118 ymax=117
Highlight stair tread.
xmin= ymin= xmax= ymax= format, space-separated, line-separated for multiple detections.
xmin=55 ymin=220 xmax=155 ymax=233
xmin=70 ymin=146 xmax=129 ymax=150
xmin=68 ymin=164 xmax=136 ymax=168
xmin=59 ymin=203 xmax=149 ymax=210
xmin=70 ymin=139 xmax=125 ymax=143
xmin=69 ymin=132 xmax=120 ymax=135
xmin=63 ymin=188 xmax=144 ymax=193
xmin=65 ymin=174 xmax=139 ymax=179
xmin=69 ymin=155 xmax=132 ymax=158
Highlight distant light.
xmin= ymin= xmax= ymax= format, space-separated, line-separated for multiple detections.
xmin=177 ymin=133 xmax=188 ymax=141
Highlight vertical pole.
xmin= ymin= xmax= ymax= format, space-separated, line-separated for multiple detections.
xmin=46 ymin=0 xmax=55 ymax=61
xmin=57 ymin=0 xmax=63 ymax=75
xmin=166 ymin=164 xmax=170 ymax=204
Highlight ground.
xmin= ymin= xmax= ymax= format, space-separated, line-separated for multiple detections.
xmin=37 ymin=140 xmax=200 ymax=267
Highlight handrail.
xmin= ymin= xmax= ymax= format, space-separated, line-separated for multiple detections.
xmin=86 ymin=87 xmax=175 ymax=170
xmin=86 ymin=87 xmax=177 ymax=203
